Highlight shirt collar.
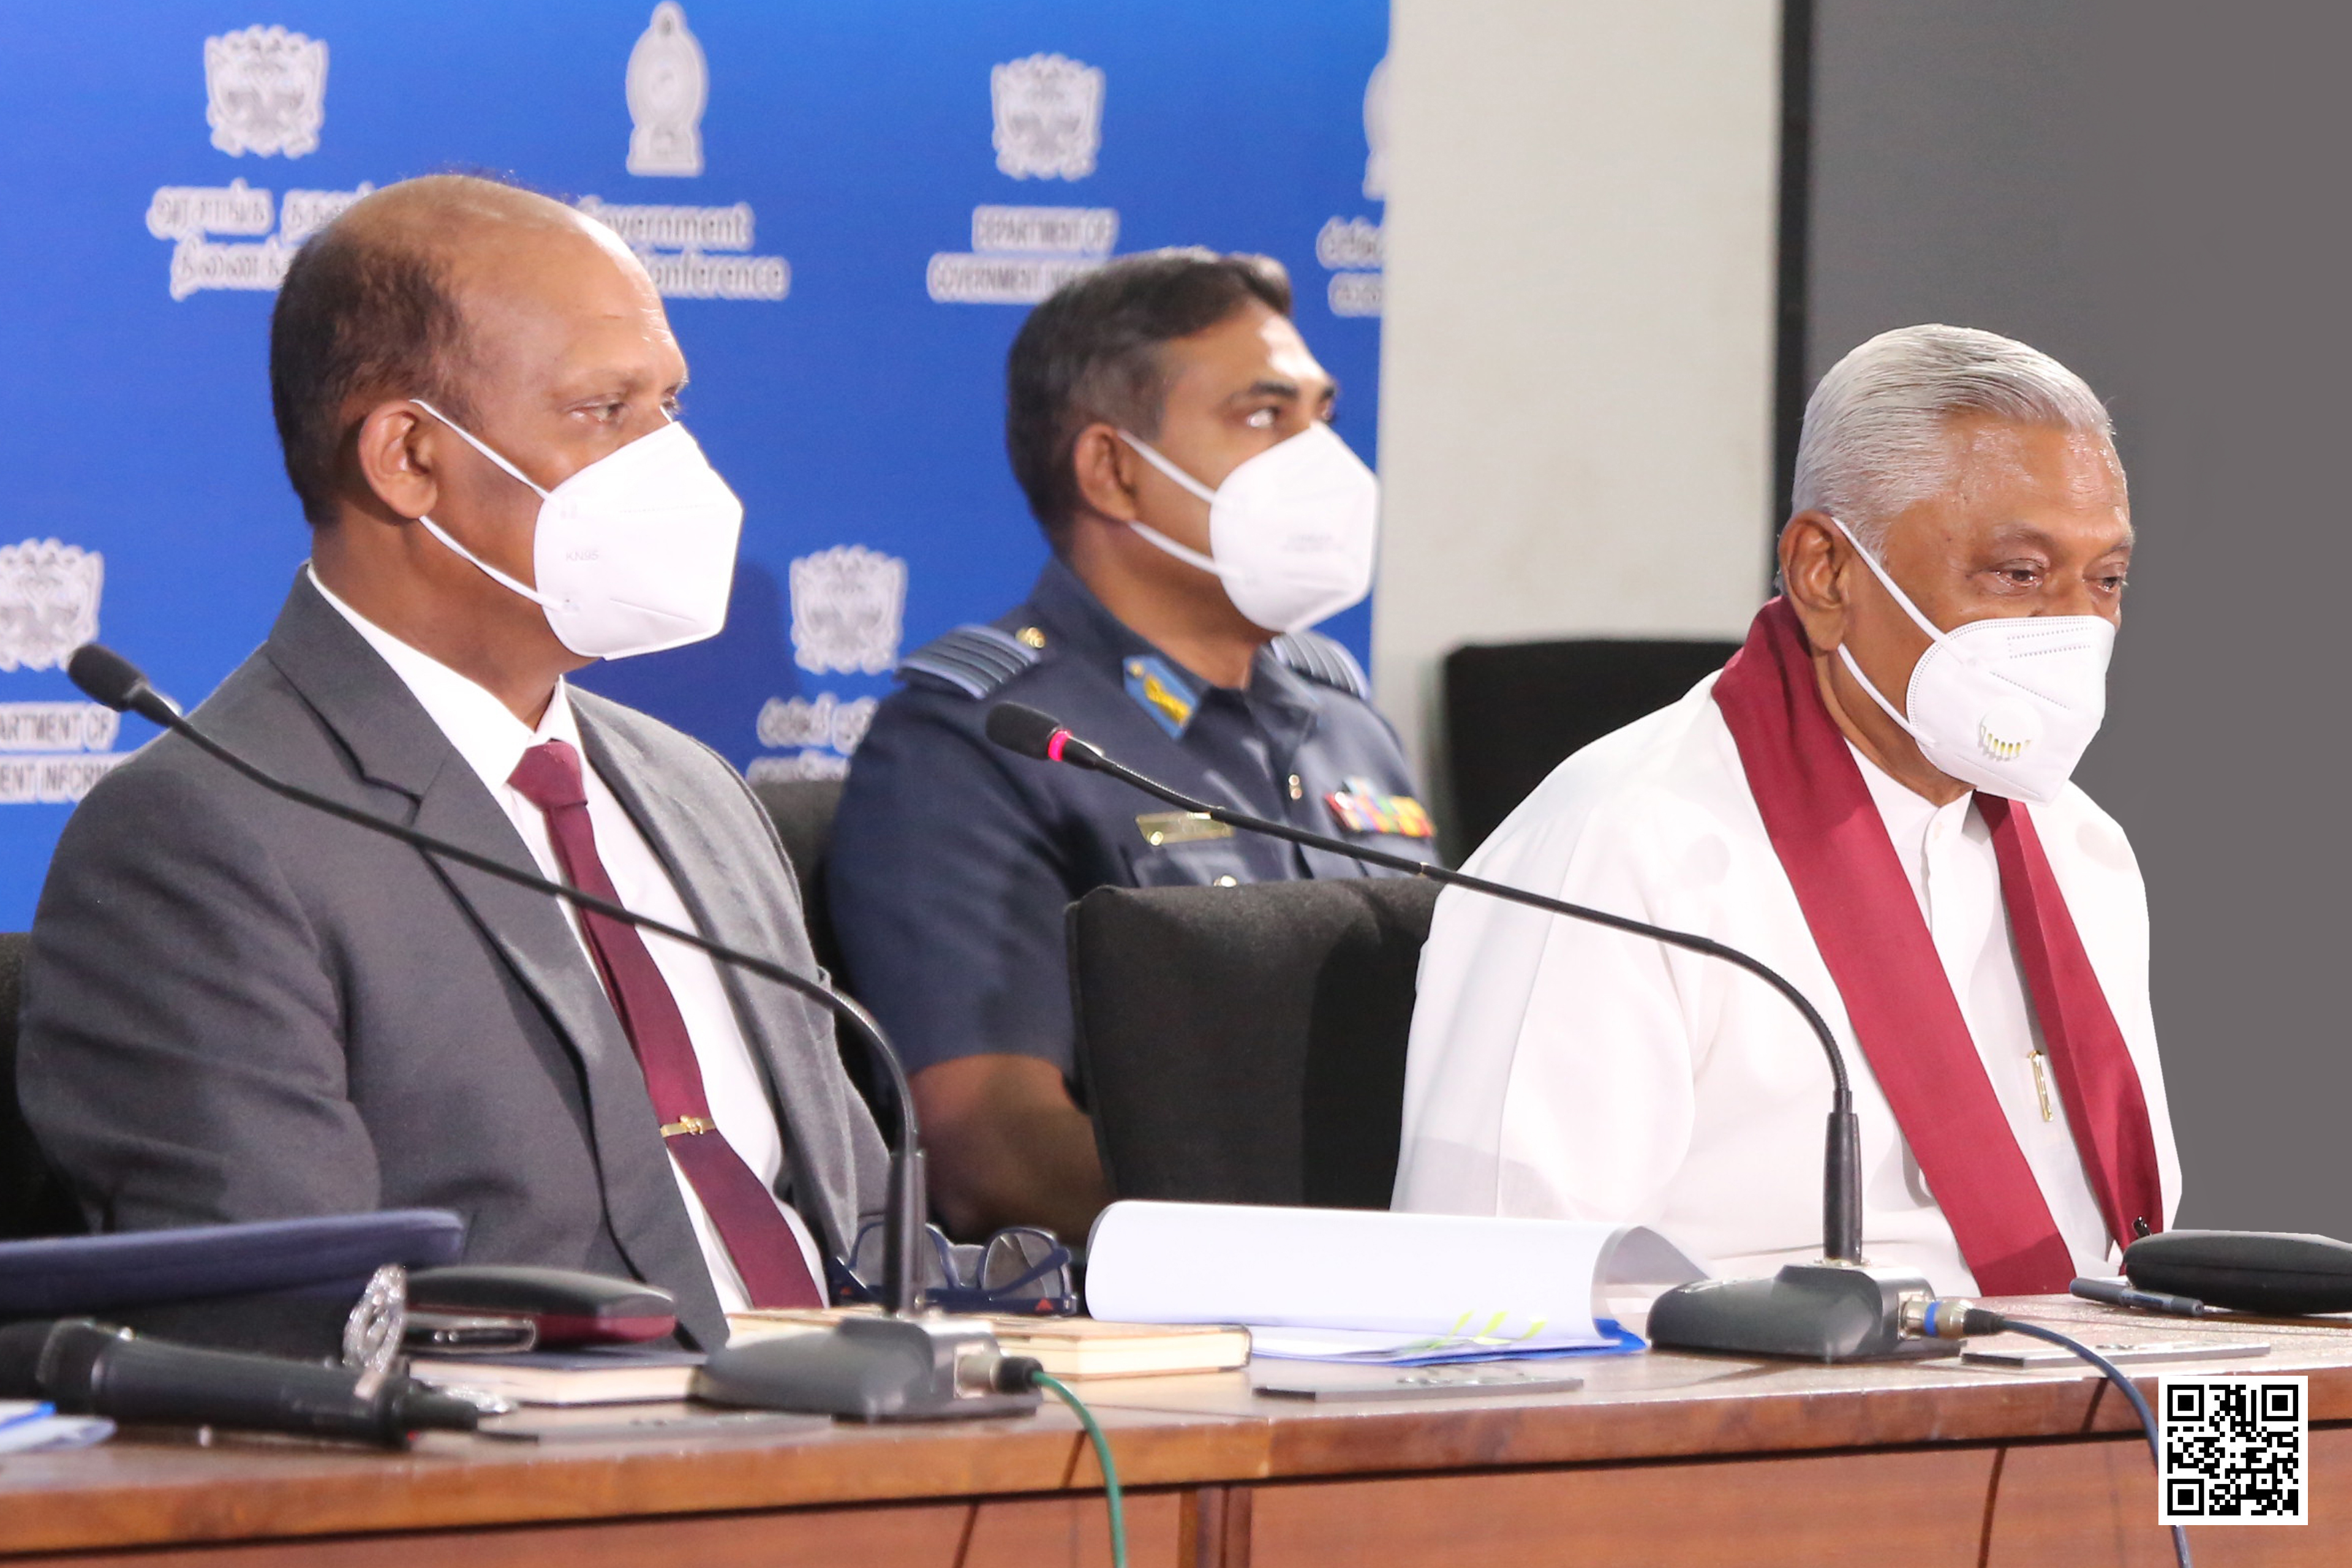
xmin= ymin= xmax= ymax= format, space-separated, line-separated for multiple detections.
xmin=1027 ymin=556 xmax=1160 ymax=671
xmin=1849 ymin=742 xmax=1972 ymax=832
xmin=306 ymin=564 xmax=580 ymax=801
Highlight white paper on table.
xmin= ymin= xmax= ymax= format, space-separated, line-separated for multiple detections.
xmin=1084 ymin=1201 xmax=1707 ymax=1355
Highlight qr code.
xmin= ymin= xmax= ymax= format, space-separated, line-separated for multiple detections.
xmin=2158 ymin=1375 xmax=2306 ymax=1525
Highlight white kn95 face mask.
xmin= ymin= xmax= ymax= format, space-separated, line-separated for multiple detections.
xmin=410 ymin=401 xmax=744 ymax=660
xmin=1116 ymin=421 xmax=1379 ymax=635
xmin=1830 ymin=517 xmax=2114 ymax=804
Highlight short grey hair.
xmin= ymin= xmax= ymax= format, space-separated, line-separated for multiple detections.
xmin=1791 ymin=324 xmax=2118 ymax=551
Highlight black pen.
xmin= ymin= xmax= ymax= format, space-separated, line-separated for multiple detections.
xmin=2071 ymin=1276 xmax=2222 ymax=1318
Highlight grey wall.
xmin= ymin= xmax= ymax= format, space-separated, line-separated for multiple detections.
xmin=1374 ymin=1 xmax=1779 ymax=797
xmin=1809 ymin=3 xmax=2352 ymax=1232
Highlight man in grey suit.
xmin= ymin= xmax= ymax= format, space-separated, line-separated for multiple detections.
xmin=17 ymin=175 xmax=885 ymax=1350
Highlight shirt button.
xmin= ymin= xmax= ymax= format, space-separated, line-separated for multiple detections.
xmin=1287 ymin=774 xmax=1304 ymax=801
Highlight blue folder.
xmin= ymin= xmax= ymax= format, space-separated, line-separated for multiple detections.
xmin=0 ymin=1210 xmax=466 ymax=1316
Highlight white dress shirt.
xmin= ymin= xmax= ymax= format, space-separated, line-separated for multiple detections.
xmin=310 ymin=568 xmax=821 ymax=1308
xmin=1393 ymin=674 xmax=2179 ymax=1295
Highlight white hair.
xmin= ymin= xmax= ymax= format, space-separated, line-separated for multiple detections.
xmin=1791 ymin=324 xmax=2118 ymax=551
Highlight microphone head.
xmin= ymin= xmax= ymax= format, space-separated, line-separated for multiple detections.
xmin=67 ymin=644 xmax=148 ymax=713
xmin=2125 ymin=1229 xmax=2352 ymax=1316
xmin=985 ymin=703 xmax=1067 ymax=761
xmin=67 ymin=644 xmax=179 ymax=725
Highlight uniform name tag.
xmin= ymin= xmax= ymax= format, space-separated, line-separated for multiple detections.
xmin=1135 ymin=810 xmax=1234 ymax=846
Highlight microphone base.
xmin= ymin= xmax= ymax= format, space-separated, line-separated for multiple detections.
xmin=695 ymin=1314 xmax=1042 ymax=1422
xmin=1646 ymin=1263 xmax=1951 ymax=1363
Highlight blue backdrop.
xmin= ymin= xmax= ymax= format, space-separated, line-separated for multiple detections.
xmin=0 ymin=2 xmax=1389 ymax=927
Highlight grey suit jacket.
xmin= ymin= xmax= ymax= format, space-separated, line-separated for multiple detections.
xmin=18 ymin=574 xmax=889 ymax=1348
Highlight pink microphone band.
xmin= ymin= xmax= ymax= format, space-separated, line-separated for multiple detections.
xmin=1046 ymin=730 xmax=1070 ymax=763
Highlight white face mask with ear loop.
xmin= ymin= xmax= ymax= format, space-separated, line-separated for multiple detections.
xmin=409 ymin=400 xmax=744 ymax=660
xmin=1115 ymin=421 xmax=1380 ymax=635
xmin=1829 ymin=516 xmax=2115 ymax=804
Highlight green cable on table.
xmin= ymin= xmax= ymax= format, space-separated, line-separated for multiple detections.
xmin=1033 ymin=1370 xmax=1126 ymax=1568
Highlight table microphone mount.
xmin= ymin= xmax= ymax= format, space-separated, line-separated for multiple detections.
xmin=68 ymin=643 xmax=1037 ymax=1422
xmin=985 ymin=700 xmax=1945 ymax=1363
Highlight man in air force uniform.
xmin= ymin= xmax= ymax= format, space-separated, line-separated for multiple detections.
xmin=831 ymin=251 xmax=1435 ymax=1243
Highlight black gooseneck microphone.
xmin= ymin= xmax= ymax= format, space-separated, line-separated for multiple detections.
xmin=0 ymin=1317 xmax=480 ymax=1447
xmin=67 ymin=643 xmax=919 ymax=1321
xmin=66 ymin=644 xmax=1036 ymax=1421
xmin=998 ymin=701 xmax=2214 ymax=1558
xmin=986 ymin=700 xmax=1940 ymax=1363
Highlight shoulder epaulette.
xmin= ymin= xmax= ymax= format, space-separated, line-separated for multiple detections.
xmin=897 ymin=623 xmax=1042 ymax=699
xmin=1268 ymin=630 xmax=1370 ymax=699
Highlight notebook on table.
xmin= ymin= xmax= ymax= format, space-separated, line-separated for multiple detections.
xmin=726 ymin=1308 xmax=1251 ymax=1379
xmin=407 ymin=1346 xmax=705 ymax=1406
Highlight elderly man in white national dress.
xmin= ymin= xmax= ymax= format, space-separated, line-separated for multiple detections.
xmin=1394 ymin=325 xmax=2180 ymax=1297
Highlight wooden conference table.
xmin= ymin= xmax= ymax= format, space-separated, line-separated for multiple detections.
xmin=1 ymin=1295 xmax=2345 ymax=1567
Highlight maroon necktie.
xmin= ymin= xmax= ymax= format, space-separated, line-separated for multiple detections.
xmin=508 ymin=739 xmax=823 ymax=1308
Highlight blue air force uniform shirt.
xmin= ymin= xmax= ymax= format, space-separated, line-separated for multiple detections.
xmin=828 ymin=556 xmax=1438 ymax=1081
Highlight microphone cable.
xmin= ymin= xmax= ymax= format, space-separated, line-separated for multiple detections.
xmin=1910 ymin=1300 xmax=2190 ymax=1568
xmin=1007 ymin=1362 xmax=1126 ymax=1568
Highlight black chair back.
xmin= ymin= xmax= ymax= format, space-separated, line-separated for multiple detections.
xmin=748 ymin=774 xmax=903 ymax=1125
xmin=1442 ymin=637 xmax=1743 ymax=854
xmin=1069 ymin=876 xmax=1440 ymax=1210
xmin=750 ymin=777 xmax=846 ymax=979
xmin=0 ymin=933 xmax=80 ymax=1239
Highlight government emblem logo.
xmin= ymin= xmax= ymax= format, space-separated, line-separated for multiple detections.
xmin=990 ymin=53 xmax=1106 ymax=181
xmin=203 ymin=25 xmax=328 ymax=159
xmin=790 ymin=545 xmax=907 ymax=676
xmin=626 ymin=3 xmax=709 ymax=178
xmin=0 ymin=540 xmax=103 ymax=674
